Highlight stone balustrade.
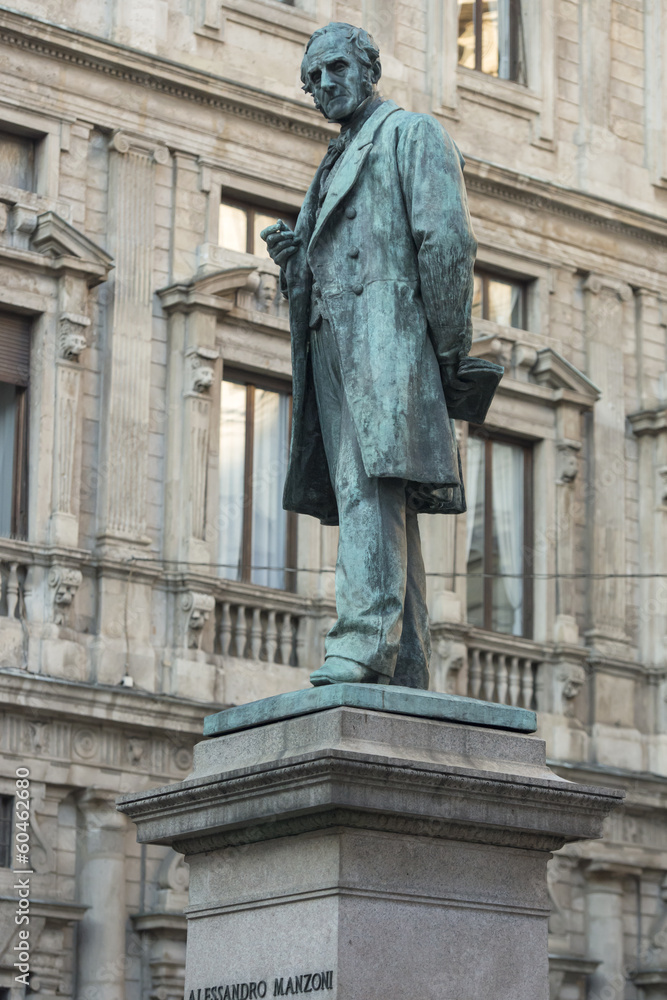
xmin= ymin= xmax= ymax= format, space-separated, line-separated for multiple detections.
xmin=466 ymin=641 xmax=542 ymax=710
xmin=214 ymin=587 xmax=329 ymax=669
xmin=432 ymin=623 xmax=548 ymax=712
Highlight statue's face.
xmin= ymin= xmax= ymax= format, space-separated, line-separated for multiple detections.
xmin=303 ymin=33 xmax=372 ymax=123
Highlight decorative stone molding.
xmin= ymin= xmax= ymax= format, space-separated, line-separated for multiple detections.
xmin=30 ymin=211 xmax=114 ymax=285
xmin=48 ymin=566 xmax=82 ymax=625
xmin=556 ymin=439 xmax=581 ymax=485
xmin=12 ymin=205 xmax=38 ymax=236
xmin=158 ymin=266 xmax=258 ymax=315
xmin=58 ymin=312 xmax=90 ymax=359
xmin=530 ymin=348 xmax=601 ymax=401
xmin=181 ymin=592 xmax=216 ymax=648
xmin=582 ymin=273 xmax=633 ymax=302
xmin=109 ymin=129 xmax=171 ymax=164
xmin=77 ymin=786 xmax=127 ymax=834
xmin=629 ymin=407 xmax=667 ymax=437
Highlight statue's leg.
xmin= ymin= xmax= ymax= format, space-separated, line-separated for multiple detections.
xmin=391 ymin=508 xmax=431 ymax=690
xmin=309 ymin=320 xmax=409 ymax=682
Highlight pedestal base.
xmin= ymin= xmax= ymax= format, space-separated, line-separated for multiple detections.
xmin=118 ymin=687 xmax=622 ymax=1000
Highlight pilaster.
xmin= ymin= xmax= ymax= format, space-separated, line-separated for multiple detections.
xmin=584 ymin=862 xmax=639 ymax=1000
xmin=97 ymin=131 xmax=169 ymax=553
xmin=583 ymin=274 xmax=634 ymax=654
xmin=76 ymin=788 xmax=128 ymax=1000
xmin=628 ymin=406 xmax=667 ymax=674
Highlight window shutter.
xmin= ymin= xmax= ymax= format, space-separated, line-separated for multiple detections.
xmin=0 ymin=313 xmax=30 ymax=386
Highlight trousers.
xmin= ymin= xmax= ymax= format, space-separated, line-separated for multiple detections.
xmin=310 ymin=319 xmax=431 ymax=688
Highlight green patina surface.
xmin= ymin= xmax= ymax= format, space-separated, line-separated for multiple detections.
xmin=203 ymin=684 xmax=536 ymax=737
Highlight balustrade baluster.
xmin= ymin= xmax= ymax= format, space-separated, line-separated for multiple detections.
xmin=265 ymin=611 xmax=278 ymax=663
xmin=219 ymin=602 xmax=232 ymax=655
xmin=482 ymin=651 xmax=495 ymax=702
xmin=250 ymin=608 xmax=263 ymax=660
xmin=508 ymin=656 xmax=520 ymax=706
xmin=234 ymin=605 xmax=247 ymax=658
xmin=279 ymin=613 xmax=293 ymax=665
xmin=497 ymin=654 xmax=508 ymax=705
xmin=295 ymin=616 xmax=307 ymax=669
xmin=532 ymin=660 xmax=543 ymax=712
xmin=7 ymin=563 xmax=19 ymax=619
xmin=469 ymin=648 xmax=482 ymax=699
xmin=520 ymin=659 xmax=532 ymax=709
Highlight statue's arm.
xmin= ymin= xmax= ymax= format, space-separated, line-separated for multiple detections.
xmin=397 ymin=115 xmax=477 ymax=376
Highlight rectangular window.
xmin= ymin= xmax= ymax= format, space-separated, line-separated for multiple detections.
xmin=219 ymin=371 xmax=295 ymax=590
xmin=458 ymin=0 xmax=525 ymax=84
xmin=465 ymin=433 xmax=532 ymax=637
xmin=0 ymin=128 xmax=36 ymax=191
xmin=0 ymin=795 xmax=13 ymax=868
xmin=0 ymin=312 xmax=30 ymax=539
xmin=472 ymin=268 xmax=526 ymax=329
xmin=219 ymin=197 xmax=297 ymax=259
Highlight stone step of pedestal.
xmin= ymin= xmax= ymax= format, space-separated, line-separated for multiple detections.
xmin=202 ymin=682 xmax=537 ymax=737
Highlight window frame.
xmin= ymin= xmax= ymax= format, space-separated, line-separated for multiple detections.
xmin=473 ymin=266 xmax=528 ymax=331
xmin=10 ymin=386 xmax=29 ymax=540
xmin=467 ymin=428 xmax=533 ymax=638
xmin=0 ymin=308 xmax=31 ymax=540
xmin=0 ymin=795 xmax=13 ymax=868
xmin=219 ymin=195 xmax=298 ymax=257
xmin=221 ymin=367 xmax=296 ymax=592
xmin=458 ymin=0 xmax=524 ymax=84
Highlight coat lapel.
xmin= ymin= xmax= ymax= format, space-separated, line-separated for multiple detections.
xmin=308 ymin=100 xmax=400 ymax=254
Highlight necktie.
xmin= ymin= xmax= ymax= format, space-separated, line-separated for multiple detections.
xmin=318 ymin=131 xmax=351 ymax=206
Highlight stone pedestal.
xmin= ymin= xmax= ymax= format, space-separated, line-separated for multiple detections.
xmin=118 ymin=686 xmax=622 ymax=1000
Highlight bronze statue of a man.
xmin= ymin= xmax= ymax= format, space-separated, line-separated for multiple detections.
xmin=262 ymin=22 xmax=481 ymax=690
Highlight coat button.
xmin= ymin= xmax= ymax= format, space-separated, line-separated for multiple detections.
xmin=352 ymin=284 xmax=363 ymax=295
xmin=348 ymin=246 xmax=360 ymax=258
xmin=345 ymin=206 xmax=357 ymax=219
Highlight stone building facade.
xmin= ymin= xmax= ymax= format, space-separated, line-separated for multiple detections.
xmin=0 ymin=0 xmax=666 ymax=998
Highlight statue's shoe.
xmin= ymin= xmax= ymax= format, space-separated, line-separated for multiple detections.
xmin=310 ymin=657 xmax=382 ymax=686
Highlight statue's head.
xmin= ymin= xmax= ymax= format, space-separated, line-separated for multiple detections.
xmin=301 ymin=22 xmax=381 ymax=124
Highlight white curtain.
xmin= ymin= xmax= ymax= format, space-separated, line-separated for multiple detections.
xmin=466 ymin=435 xmax=484 ymax=561
xmin=251 ymin=388 xmax=289 ymax=589
xmin=219 ymin=381 xmax=247 ymax=580
xmin=0 ymin=383 xmax=16 ymax=538
xmin=491 ymin=442 xmax=524 ymax=634
xmin=497 ymin=0 xmax=511 ymax=79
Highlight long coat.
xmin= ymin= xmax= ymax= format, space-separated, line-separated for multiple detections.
xmin=282 ymin=100 xmax=477 ymax=526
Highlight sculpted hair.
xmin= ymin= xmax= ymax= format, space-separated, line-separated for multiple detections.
xmin=301 ymin=22 xmax=381 ymax=94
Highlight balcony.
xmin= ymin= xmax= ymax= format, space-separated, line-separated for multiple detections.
xmin=0 ymin=538 xmax=581 ymax=722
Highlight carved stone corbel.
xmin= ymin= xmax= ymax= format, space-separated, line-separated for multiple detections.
xmin=556 ymin=439 xmax=581 ymax=484
xmin=181 ymin=592 xmax=215 ymax=648
xmin=658 ymin=466 xmax=667 ymax=506
xmin=48 ymin=566 xmax=83 ymax=626
xmin=186 ymin=347 xmax=218 ymax=395
xmin=58 ymin=312 xmax=90 ymax=360
xmin=556 ymin=663 xmax=586 ymax=716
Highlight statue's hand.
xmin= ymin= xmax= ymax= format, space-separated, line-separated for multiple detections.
xmin=260 ymin=220 xmax=302 ymax=270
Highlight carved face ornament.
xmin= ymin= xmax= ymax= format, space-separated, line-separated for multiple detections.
xmin=55 ymin=583 xmax=76 ymax=606
xmin=303 ymin=35 xmax=375 ymax=123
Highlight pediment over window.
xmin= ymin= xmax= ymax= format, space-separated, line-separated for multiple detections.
xmin=158 ymin=267 xmax=258 ymax=315
xmin=531 ymin=348 xmax=600 ymax=401
xmin=472 ymin=335 xmax=600 ymax=408
xmin=31 ymin=211 xmax=114 ymax=284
